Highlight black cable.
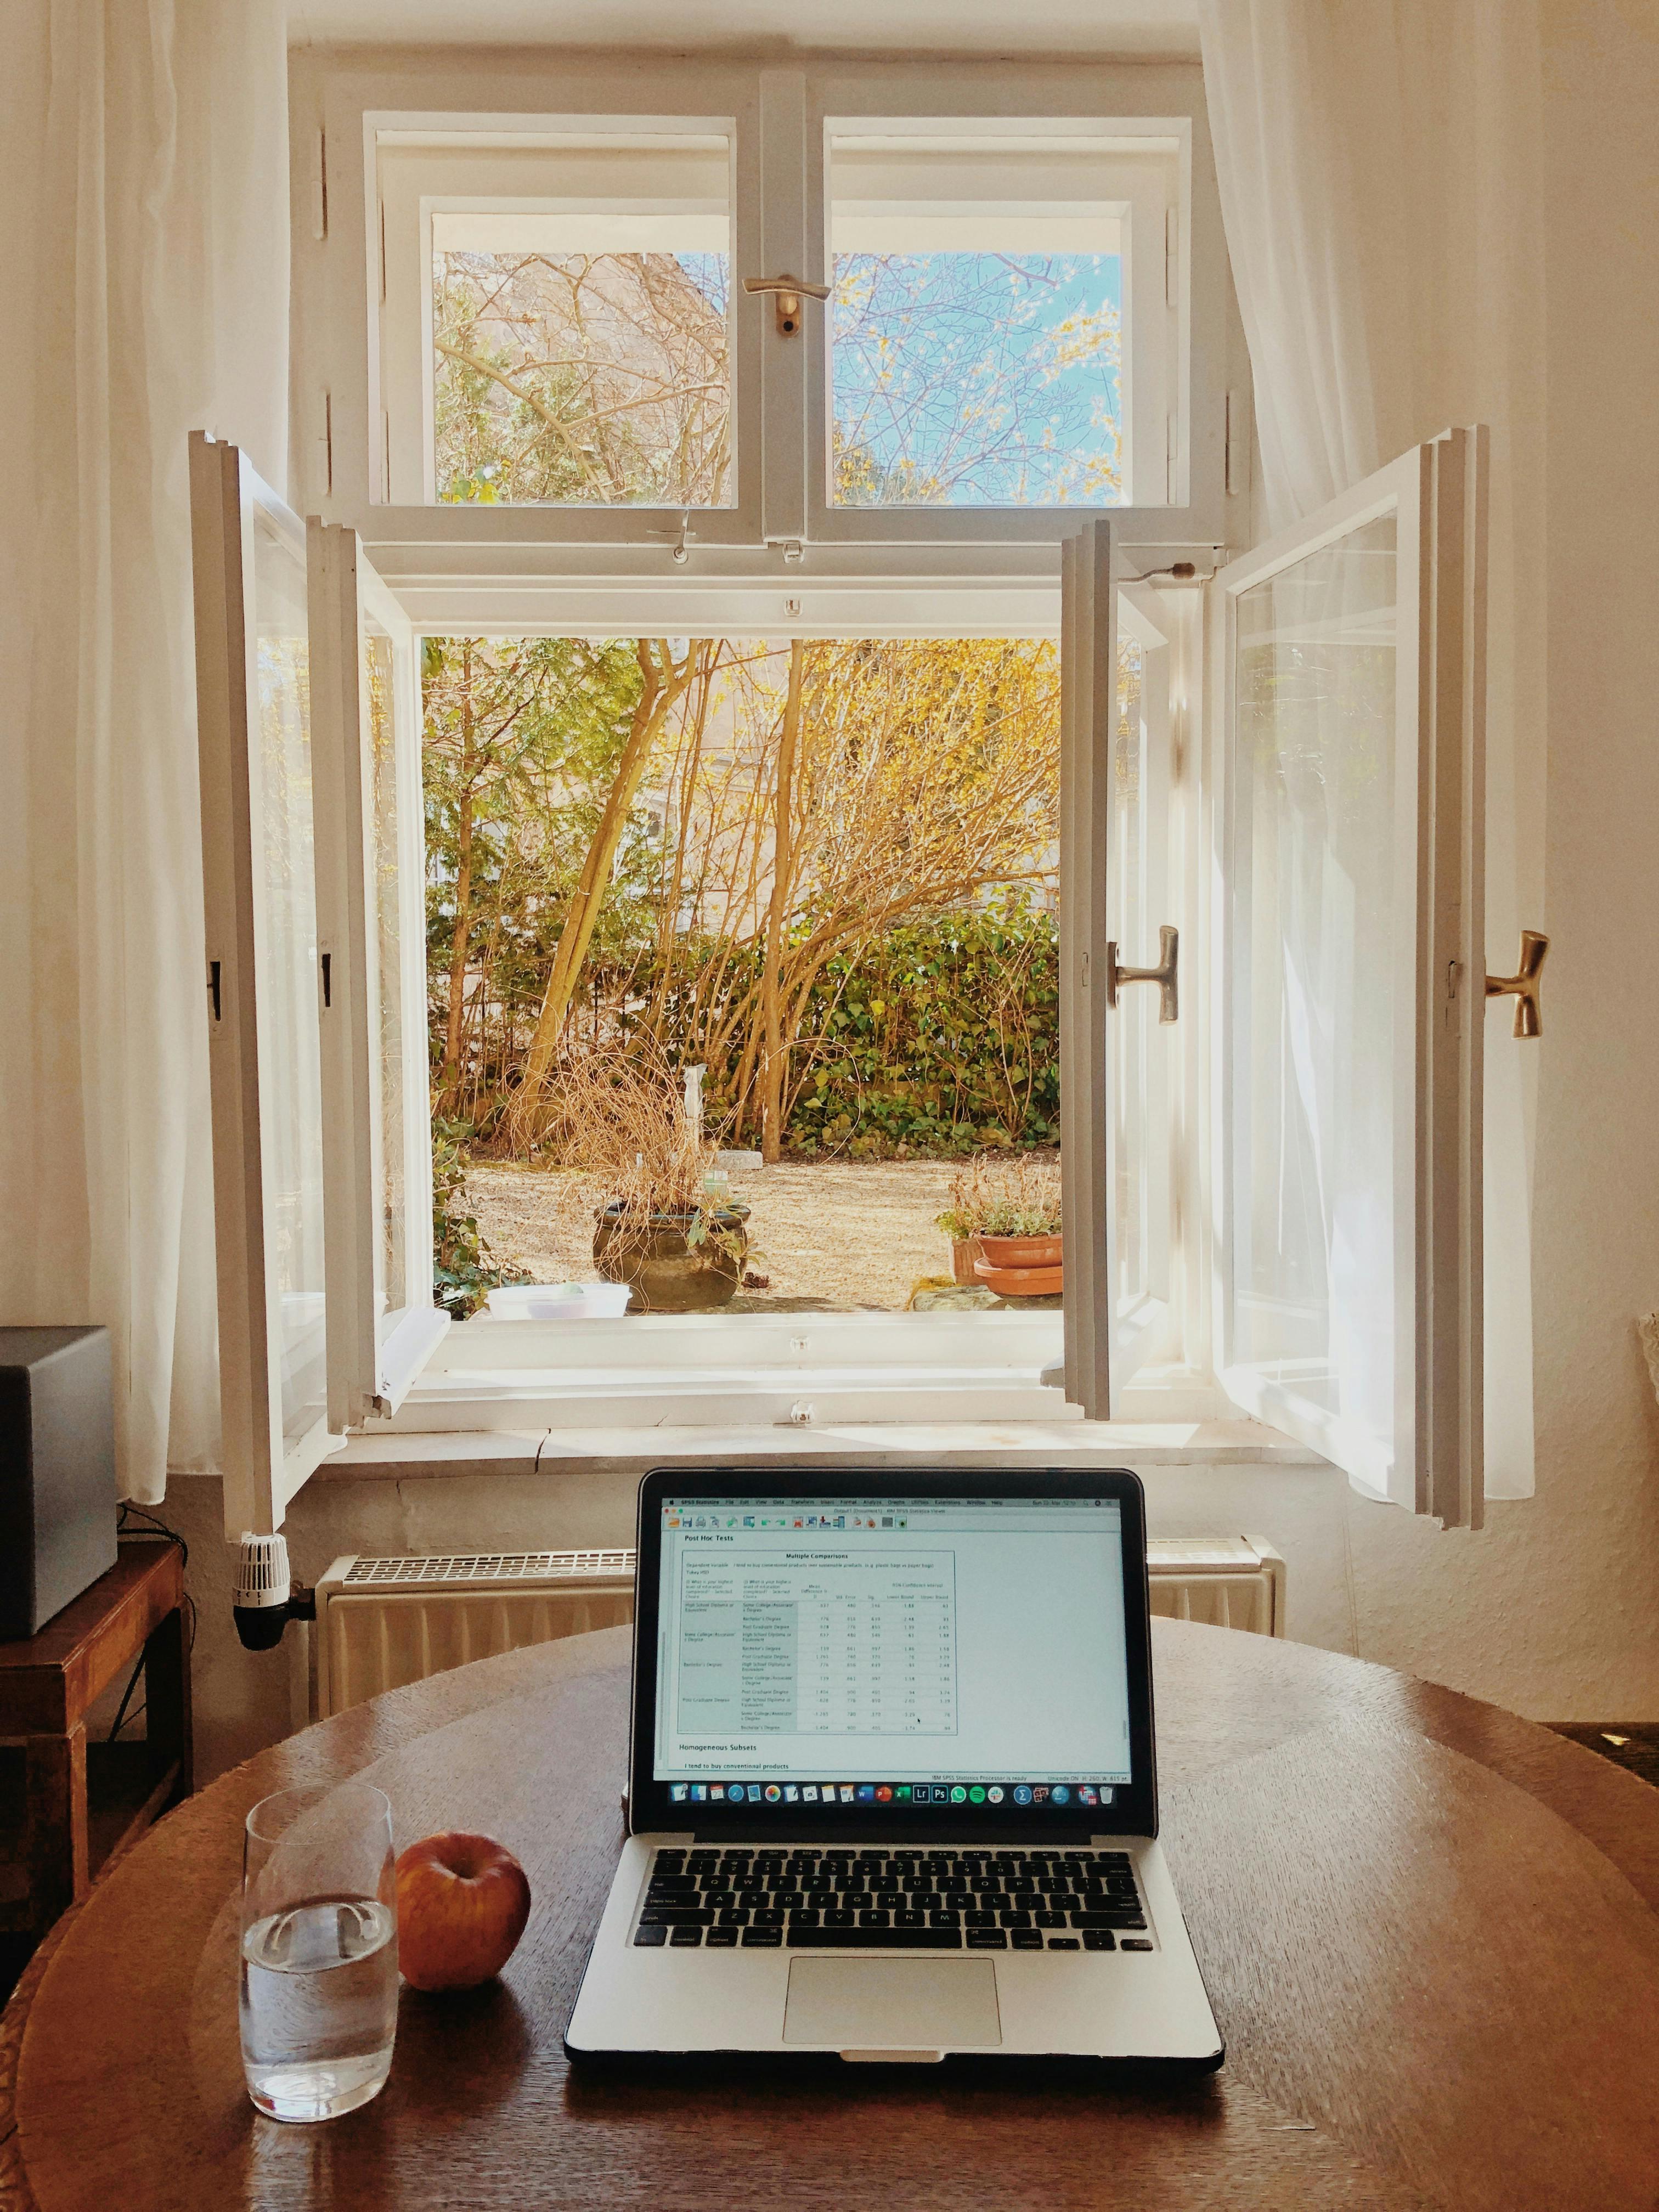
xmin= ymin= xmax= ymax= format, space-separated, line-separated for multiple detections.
xmin=108 ymin=1507 xmax=199 ymax=1739
xmin=107 ymin=1653 xmax=146 ymax=1742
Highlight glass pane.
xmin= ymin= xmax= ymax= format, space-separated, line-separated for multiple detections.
xmin=1230 ymin=513 xmax=1399 ymax=1447
xmin=829 ymin=134 xmax=1127 ymax=508
xmin=426 ymin=139 xmax=732 ymax=508
xmin=363 ymin=623 xmax=408 ymax=1331
xmin=251 ymin=511 xmax=328 ymax=1442
xmin=1111 ymin=629 xmax=1148 ymax=1313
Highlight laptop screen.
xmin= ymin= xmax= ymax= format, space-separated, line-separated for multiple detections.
xmin=651 ymin=1494 xmax=1133 ymax=1818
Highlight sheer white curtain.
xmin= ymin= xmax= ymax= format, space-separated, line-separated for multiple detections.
xmin=0 ymin=0 xmax=290 ymax=1502
xmin=1197 ymin=0 xmax=1547 ymax=1497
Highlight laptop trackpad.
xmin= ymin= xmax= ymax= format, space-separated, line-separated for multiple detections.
xmin=782 ymin=1957 xmax=1002 ymax=2054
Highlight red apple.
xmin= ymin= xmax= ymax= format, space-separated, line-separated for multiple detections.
xmin=395 ymin=1831 xmax=532 ymax=1992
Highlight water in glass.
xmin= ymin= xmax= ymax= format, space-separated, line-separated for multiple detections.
xmin=240 ymin=1896 xmax=398 ymax=2121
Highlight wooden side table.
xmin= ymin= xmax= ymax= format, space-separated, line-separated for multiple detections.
xmin=0 ymin=1543 xmax=191 ymax=1942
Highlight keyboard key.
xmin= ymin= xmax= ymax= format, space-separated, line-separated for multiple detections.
xmin=640 ymin=1908 xmax=714 ymax=1927
xmin=704 ymin=1926 xmax=739 ymax=1948
xmin=929 ymin=1911 xmax=962 ymax=1928
xmin=791 ymin=1908 xmax=821 ymax=1926
xmin=1120 ymin=1938 xmax=1155 ymax=1953
xmin=1082 ymin=1930 xmax=1117 ymax=1952
xmin=967 ymin=1929 xmax=1008 ymax=1949
xmin=859 ymin=1910 xmax=891 ymax=1928
xmin=894 ymin=1910 xmax=926 ymax=1928
xmin=669 ymin=1926 xmax=703 ymax=1946
xmin=742 ymin=1927 xmax=783 ymax=1947
xmin=634 ymin=1923 xmax=668 ymax=1946
xmin=1009 ymin=1929 xmax=1045 ymax=1950
xmin=823 ymin=1909 xmax=855 ymax=1928
xmin=753 ymin=1909 xmax=785 ymax=1927
xmin=964 ymin=1911 xmax=997 ymax=1929
xmin=1035 ymin=1910 xmax=1067 ymax=1929
xmin=1046 ymin=1937 xmax=1080 ymax=1950
xmin=1070 ymin=1912 xmax=1145 ymax=1931
xmin=788 ymin=1926 xmax=964 ymax=1951
xmin=998 ymin=1910 xmax=1032 ymax=1928
xmin=718 ymin=1909 xmax=751 ymax=1927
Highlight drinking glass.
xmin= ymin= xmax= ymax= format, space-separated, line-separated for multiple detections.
xmin=239 ymin=1781 xmax=399 ymax=2123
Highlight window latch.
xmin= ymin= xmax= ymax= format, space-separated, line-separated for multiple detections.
xmin=1105 ymin=926 xmax=1179 ymax=1023
xmin=1485 ymin=929 xmax=1548 ymax=1038
xmin=743 ymin=274 xmax=830 ymax=336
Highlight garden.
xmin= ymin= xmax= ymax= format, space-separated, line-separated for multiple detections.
xmin=425 ymin=634 xmax=1068 ymax=1319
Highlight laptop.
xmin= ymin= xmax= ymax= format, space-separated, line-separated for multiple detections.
xmin=565 ymin=1465 xmax=1223 ymax=2069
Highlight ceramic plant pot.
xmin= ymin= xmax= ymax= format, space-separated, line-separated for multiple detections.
xmin=973 ymin=1231 xmax=1063 ymax=1297
xmin=592 ymin=1203 xmax=751 ymax=1314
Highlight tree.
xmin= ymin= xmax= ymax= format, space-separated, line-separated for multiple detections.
xmin=422 ymin=635 xmax=644 ymax=1122
xmin=508 ymin=637 xmax=716 ymax=1141
xmin=433 ymin=250 xmax=730 ymax=506
xmin=833 ymin=252 xmax=1122 ymax=506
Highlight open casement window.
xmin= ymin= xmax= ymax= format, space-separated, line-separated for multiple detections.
xmin=1059 ymin=521 xmax=1182 ymax=1417
xmin=190 ymin=435 xmax=343 ymax=1534
xmin=1213 ymin=428 xmax=1493 ymax=1526
xmin=309 ymin=523 xmax=448 ymax=1430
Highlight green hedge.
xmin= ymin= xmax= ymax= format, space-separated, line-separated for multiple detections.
xmin=783 ymin=906 xmax=1058 ymax=1155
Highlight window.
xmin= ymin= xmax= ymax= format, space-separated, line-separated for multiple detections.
xmin=224 ymin=50 xmax=1517 ymax=1539
xmin=190 ymin=436 xmax=337 ymax=1532
xmin=377 ymin=126 xmax=737 ymax=509
xmin=192 ymin=438 xmax=445 ymax=1537
xmin=825 ymin=125 xmax=1180 ymax=514
xmin=295 ymin=52 xmax=1232 ymax=575
xmin=1212 ymin=430 xmax=1489 ymax=1522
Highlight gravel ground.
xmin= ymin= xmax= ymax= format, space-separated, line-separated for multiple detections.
xmin=466 ymin=1158 xmax=968 ymax=1312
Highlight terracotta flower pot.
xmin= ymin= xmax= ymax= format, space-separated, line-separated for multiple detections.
xmin=592 ymin=1203 xmax=751 ymax=1314
xmin=973 ymin=1231 xmax=1063 ymax=1297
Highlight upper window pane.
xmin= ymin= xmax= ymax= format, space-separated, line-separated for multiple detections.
xmin=378 ymin=130 xmax=733 ymax=507
xmin=827 ymin=129 xmax=1174 ymax=510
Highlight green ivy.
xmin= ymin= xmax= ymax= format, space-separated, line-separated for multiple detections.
xmin=431 ymin=1118 xmax=532 ymax=1319
xmin=784 ymin=904 xmax=1058 ymax=1156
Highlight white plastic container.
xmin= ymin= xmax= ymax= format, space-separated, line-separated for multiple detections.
xmin=482 ymin=1282 xmax=633 ymax=1321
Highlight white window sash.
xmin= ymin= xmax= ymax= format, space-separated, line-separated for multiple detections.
xmin=189 ymin=435 xmax=343 ymax=1536
xmin=1211 ymin=429 xmax=1488 ymax=1525
xmin=310 ymin=521 xmax=449 ymax=1429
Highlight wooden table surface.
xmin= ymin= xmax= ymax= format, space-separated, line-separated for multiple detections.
xmin=5 ymin=1619 xmax=1659 ymax=2211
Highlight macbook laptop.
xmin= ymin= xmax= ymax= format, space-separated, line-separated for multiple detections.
xmin=565 ymin=1465 xmax=1223 ymax=2068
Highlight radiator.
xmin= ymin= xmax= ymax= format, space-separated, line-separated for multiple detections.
xmin=310 ymin=1534 xmax=1285 ymax=1719
xmin=312 ymin=1550 xmax=636 ymax=1719
xmin=1147 ymin=1536 xmax=1285 ymax=1637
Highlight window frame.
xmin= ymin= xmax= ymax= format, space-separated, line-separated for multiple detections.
xmin=804 ymin=99 xmax=1188 ymax=542
xmin=290 ymin=48 xmax=1244 ymax=610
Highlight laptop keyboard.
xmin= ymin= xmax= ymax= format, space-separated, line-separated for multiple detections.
xmin=633 ymin=1846 xmax=1153 ymax=1953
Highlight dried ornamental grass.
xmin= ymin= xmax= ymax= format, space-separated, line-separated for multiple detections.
xmin=935 ymin=1156 xmax=1062 ymax=1242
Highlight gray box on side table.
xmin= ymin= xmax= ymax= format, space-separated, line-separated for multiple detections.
xmin=0 ymin=1327 xmax=119 ymax=1638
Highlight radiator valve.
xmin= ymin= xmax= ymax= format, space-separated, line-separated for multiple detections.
xmin=233 ymin=1531 xmax=316 ymax=1651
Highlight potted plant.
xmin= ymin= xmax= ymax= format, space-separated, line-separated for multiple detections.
xmin=530 ymin=1048 xmax=751 ymax=1314
xmin=936 ymin=1158 xmax=1062 ymax=1297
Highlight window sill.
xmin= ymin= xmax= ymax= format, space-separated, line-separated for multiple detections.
xmin=321 ymin=1415 xmax=1333 ymax=1482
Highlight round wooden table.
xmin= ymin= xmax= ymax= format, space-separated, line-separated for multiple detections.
xmin=5 ymin=1621 xmax=1659 ymax=2211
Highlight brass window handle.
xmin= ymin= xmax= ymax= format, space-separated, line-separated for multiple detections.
xmin=1106 ymin=926 xmax=1179 ymax=1023
xmin=1485 ymin=929 xmax=1548 ymax=1038
xmin=743 ymin=274 xmax=831 ymax=335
